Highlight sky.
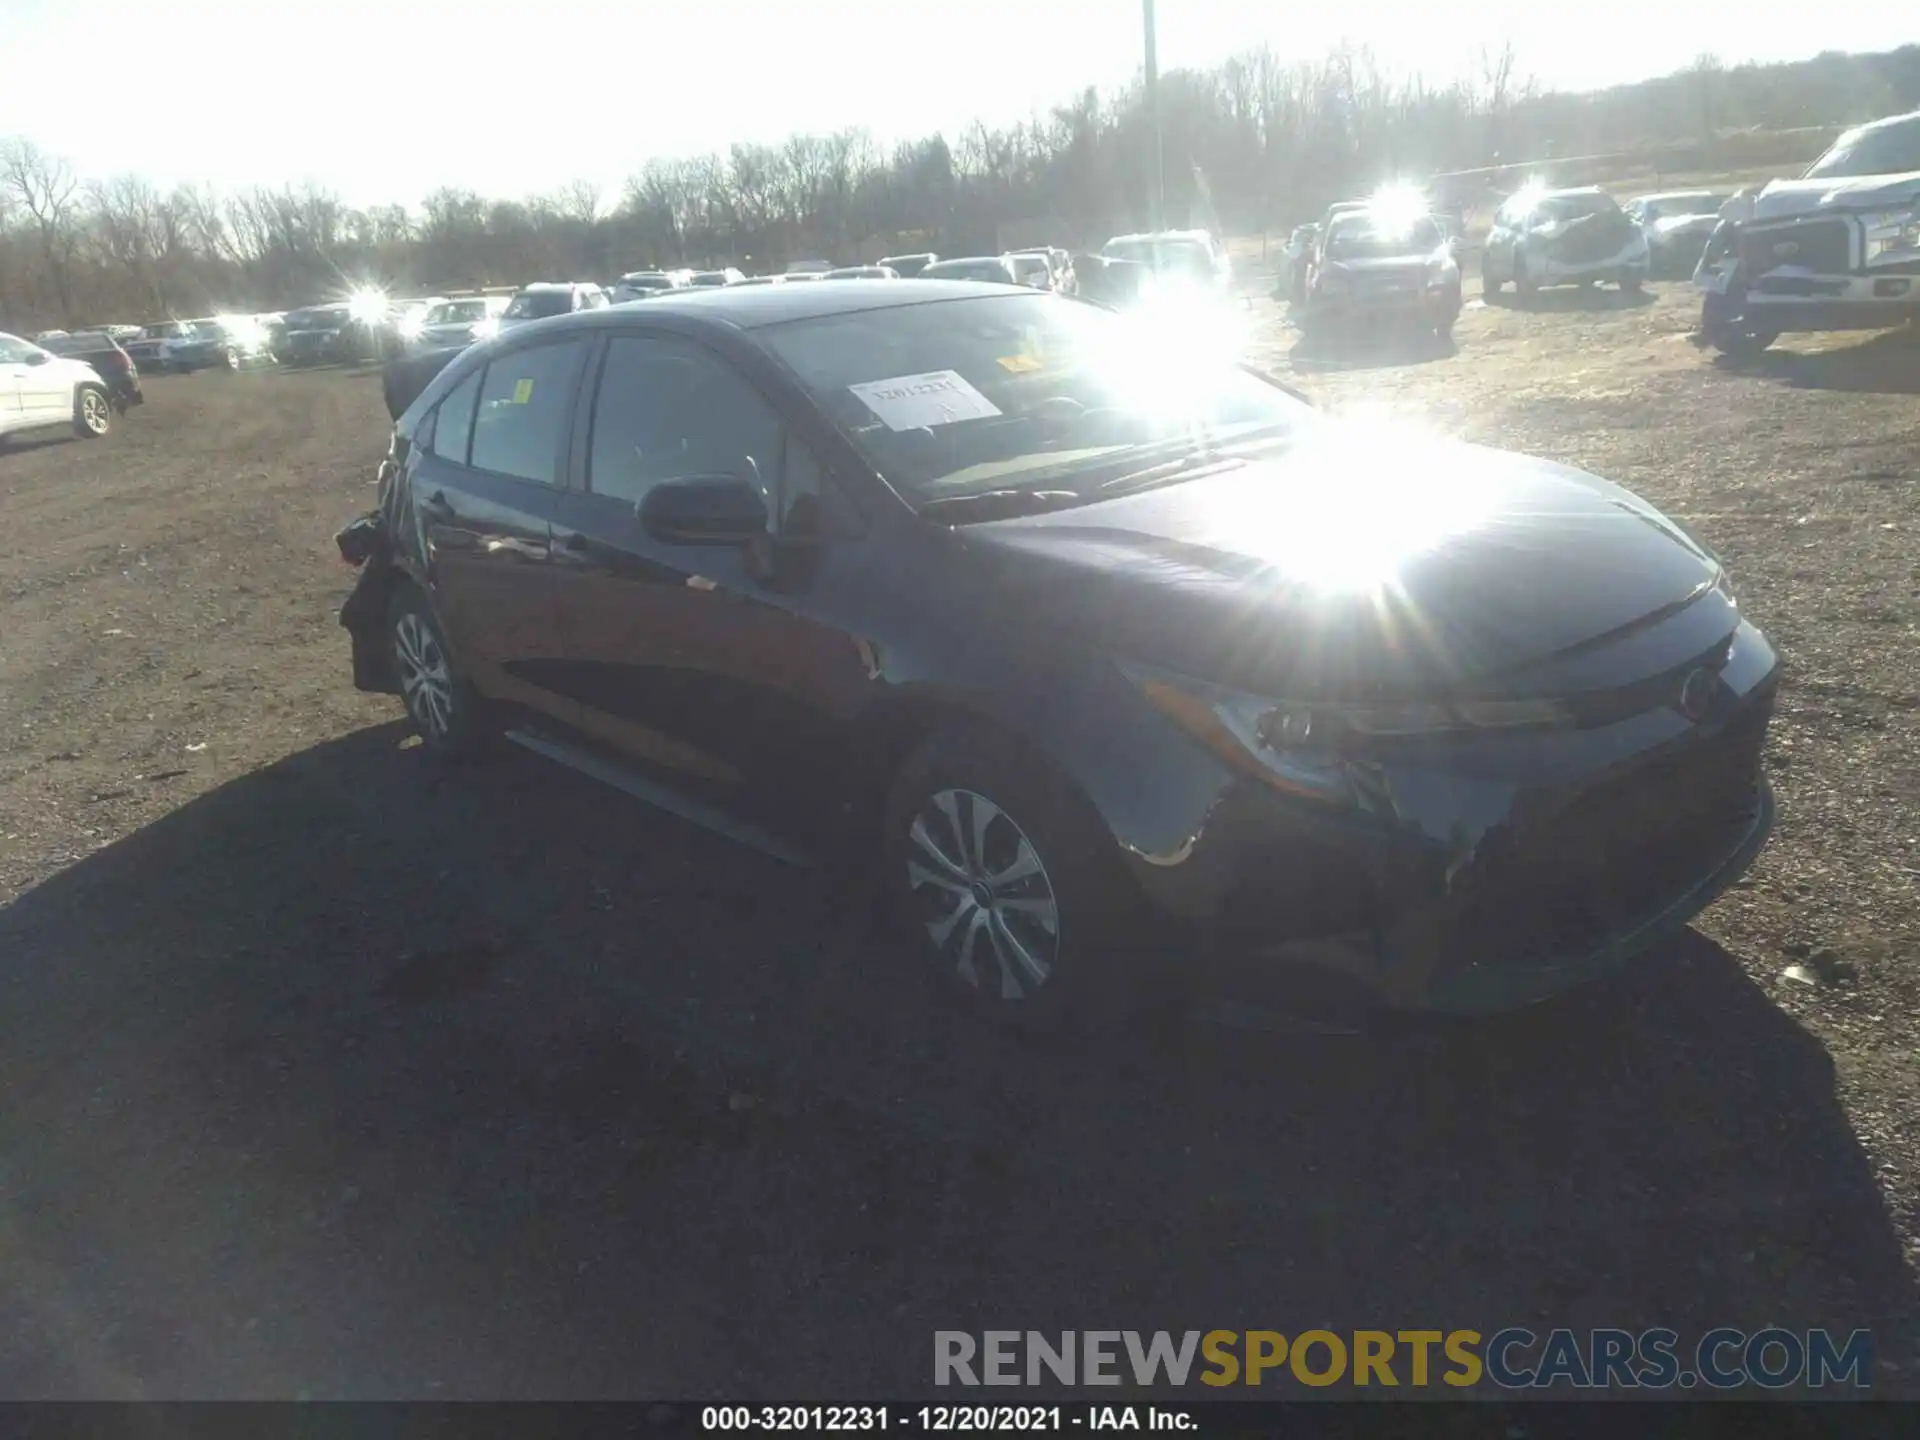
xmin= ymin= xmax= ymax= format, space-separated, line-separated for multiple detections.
xmin=1 ymin=0 xmax=1911 ymax=209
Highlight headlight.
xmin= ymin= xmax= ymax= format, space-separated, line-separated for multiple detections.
xmin=470 ymin=318 xmax=499 ymax=340
xmin=1122 ymin=663 xmax=1571 ymax=804
xmin=1864 ymin=209 xmax=1920 ymax=265
xmin=397 ymin=315 xmax=424 ymax=339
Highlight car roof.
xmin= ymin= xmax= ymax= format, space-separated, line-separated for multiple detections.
xmin=1539 ymin=186 xmax=1610 ymax=199
xmin=496 ymin=278 xmax=1035 ymax=333
xmin=516 ymin=281 xmax=583 ymax=292
xmin=1634 ymin=189 xmax=1719 ymax=202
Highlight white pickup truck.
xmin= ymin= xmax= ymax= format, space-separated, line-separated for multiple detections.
xmin=1696 ymin=109 xmax=1920 ymax=356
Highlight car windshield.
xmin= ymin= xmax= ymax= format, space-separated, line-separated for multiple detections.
xmin=1011 ymin=257 xmax=1049 ymax=280
xmin=620 ymin=275 xmax=671 ymax=290
xmin=141 ymin=323 xmax=187 ymax=339
xmin=427 ymin=300 xmax=489 ymax=323
xmin=1538 ymin=193 xmax=1620 ymax=221
xmin=923 ymin=260 xmax=1009 ymax=282
xmin=759 ymin=292 xmax=1313 ymax=509
xmin=1102 ymin=238 xmax=1213 ymax=279
xmin=1805 ymin=116 xmax=1920 ymax=179
xmin=503 ymin=291 xmax=573 ymax=318
xmin=1325 ymin=216 xmax=1442 ymax=259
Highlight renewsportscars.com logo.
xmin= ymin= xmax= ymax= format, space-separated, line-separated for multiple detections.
xmin=934 ymin=1329 xmax=1873 ymax=1390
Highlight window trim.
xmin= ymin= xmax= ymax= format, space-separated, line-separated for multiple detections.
xmin=430 ymin=364 xmax=483 ymax=467
xmin=462 ymin=335 xmax=590 ymax=489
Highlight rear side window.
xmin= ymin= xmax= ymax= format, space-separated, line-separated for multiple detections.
xmin=469 ymin=340 xmax=589 ymax=485
xmin=431 ymin=368 xmax=482 ymax=463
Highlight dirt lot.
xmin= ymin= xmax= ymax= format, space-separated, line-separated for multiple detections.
xmin=1 ymin=286 xmax=1916 ymax=1400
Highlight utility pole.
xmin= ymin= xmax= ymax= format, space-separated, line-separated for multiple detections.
xmin=1143 ymin=0 xmax=1164 ymax=232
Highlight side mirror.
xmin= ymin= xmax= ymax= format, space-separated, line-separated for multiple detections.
xmin=640 ymin=473 xmax=769 ymax=545
xmin=23 ymin=350 xmax=50 ymax=367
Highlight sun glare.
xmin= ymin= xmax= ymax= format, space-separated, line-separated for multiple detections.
xmin=1214 ymin=419 xmax=1512 ymax=594
xmin=1367 ymin=181 xmax=1430 ymax=233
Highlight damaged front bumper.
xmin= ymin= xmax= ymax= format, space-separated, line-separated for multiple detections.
xmin=1696 ymin=212 xmax=1920 ymax=332
xmin=1113 ymin=621 xmax=1780 ymax=1016
xmin=1528 ymin=236 xmax=1649 ymax=286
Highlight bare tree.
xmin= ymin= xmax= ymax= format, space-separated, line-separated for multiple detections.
xmin=2 ymin=138 xmax=84 ymax=322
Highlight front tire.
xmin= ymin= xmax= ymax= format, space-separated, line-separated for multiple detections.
xmin=388 ymin=584 xmax=487 ymax=756
xmin=1513 ymin=252 xmax=1538 ymax=304
xmin=881 ymin=725 xmax=1146 ymax=1028
xmin=73 ymin=384 xmax=111 ymax=438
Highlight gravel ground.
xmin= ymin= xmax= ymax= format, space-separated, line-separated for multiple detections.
xmin=0 ymin=289 xmax=1915 ymax=1400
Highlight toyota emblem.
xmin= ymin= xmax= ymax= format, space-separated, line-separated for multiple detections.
xmin=1678 ymin=667 xmax=1717 ymax=720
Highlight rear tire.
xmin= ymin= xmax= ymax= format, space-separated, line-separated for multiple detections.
xmin=880 ymin=724 xmax=1150 ymax=1029
xmin=1620 ymin=270 xmax=1645 ymax=294
xmin=387 ymin=583 xmax=489 ymax=758
xmin=73 ymin=384 xmax=111 ymax=438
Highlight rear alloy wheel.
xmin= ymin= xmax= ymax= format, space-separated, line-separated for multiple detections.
xmin=882 ymin=726 xmax=1145 ymax=1027
xmin=73 ymin=384 xmax=111 ymax=438
xmin=388 ymin=585 xmax=486 ymax=756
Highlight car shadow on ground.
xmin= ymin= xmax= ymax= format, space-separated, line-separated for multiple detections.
xmin=1287 ymin=325 xmax=1458 ymax=374
xmin=1 ymin=722 xmax=1912 ymax=1397
xmin=1719 ymin=327 xmax=1920 ymax=396
xmin=0 ymin=430 xmax=87 ymax=456
xmin=1483 ymin=286 xmax=1658 ymax=313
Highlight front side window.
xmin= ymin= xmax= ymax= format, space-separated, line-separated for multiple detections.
xmin=0 ymin=332 xmax=40 ymax=364
xmin=760 ymin=291 xmax=1313 ymax=509
xmin=588 ymin=336 xmax=783 ymax=507
xmin=469 ymin=340 xmax=589 ymax=484
xmin=430 ymin=367 xmax=482 ymax=463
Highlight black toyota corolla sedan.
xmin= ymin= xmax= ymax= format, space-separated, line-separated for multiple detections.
xmin=336 ymin=281 xmax=1777 ymax=1022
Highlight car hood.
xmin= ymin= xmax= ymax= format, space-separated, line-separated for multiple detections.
xmin=961 ymin=438 xmax=1721 ymax=699
xmin=1753 ymin=170 xmax=1920 ymax=221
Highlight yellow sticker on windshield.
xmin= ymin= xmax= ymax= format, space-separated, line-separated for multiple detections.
xmin=512 ymin=377 xmax=533 ymax=404
xmin=997 ymin=354 xmax=1043 ymax=373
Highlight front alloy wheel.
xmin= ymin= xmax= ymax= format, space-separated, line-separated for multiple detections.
xmin=74 ymin=385 xmax=111 ymax=437
xmin=906 ymin=788 xmax=1061 ymax=1002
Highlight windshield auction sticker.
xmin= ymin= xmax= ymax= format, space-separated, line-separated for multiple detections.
xmin=850 ymin=370 xmax=1002 ymax=431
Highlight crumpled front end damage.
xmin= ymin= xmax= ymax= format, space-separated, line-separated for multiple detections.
xmin=1696 ymin=173 xmax=1920 ymax=333
xmin=1107 ymin=621 xmax=1779 ymax=1016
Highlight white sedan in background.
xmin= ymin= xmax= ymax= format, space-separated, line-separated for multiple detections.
xmin=0 ymin=330 xmax=115 ymax=441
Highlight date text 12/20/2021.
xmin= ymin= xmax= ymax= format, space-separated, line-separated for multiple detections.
xmin=701 ymin=1407 xmax=1192 ymax=1432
